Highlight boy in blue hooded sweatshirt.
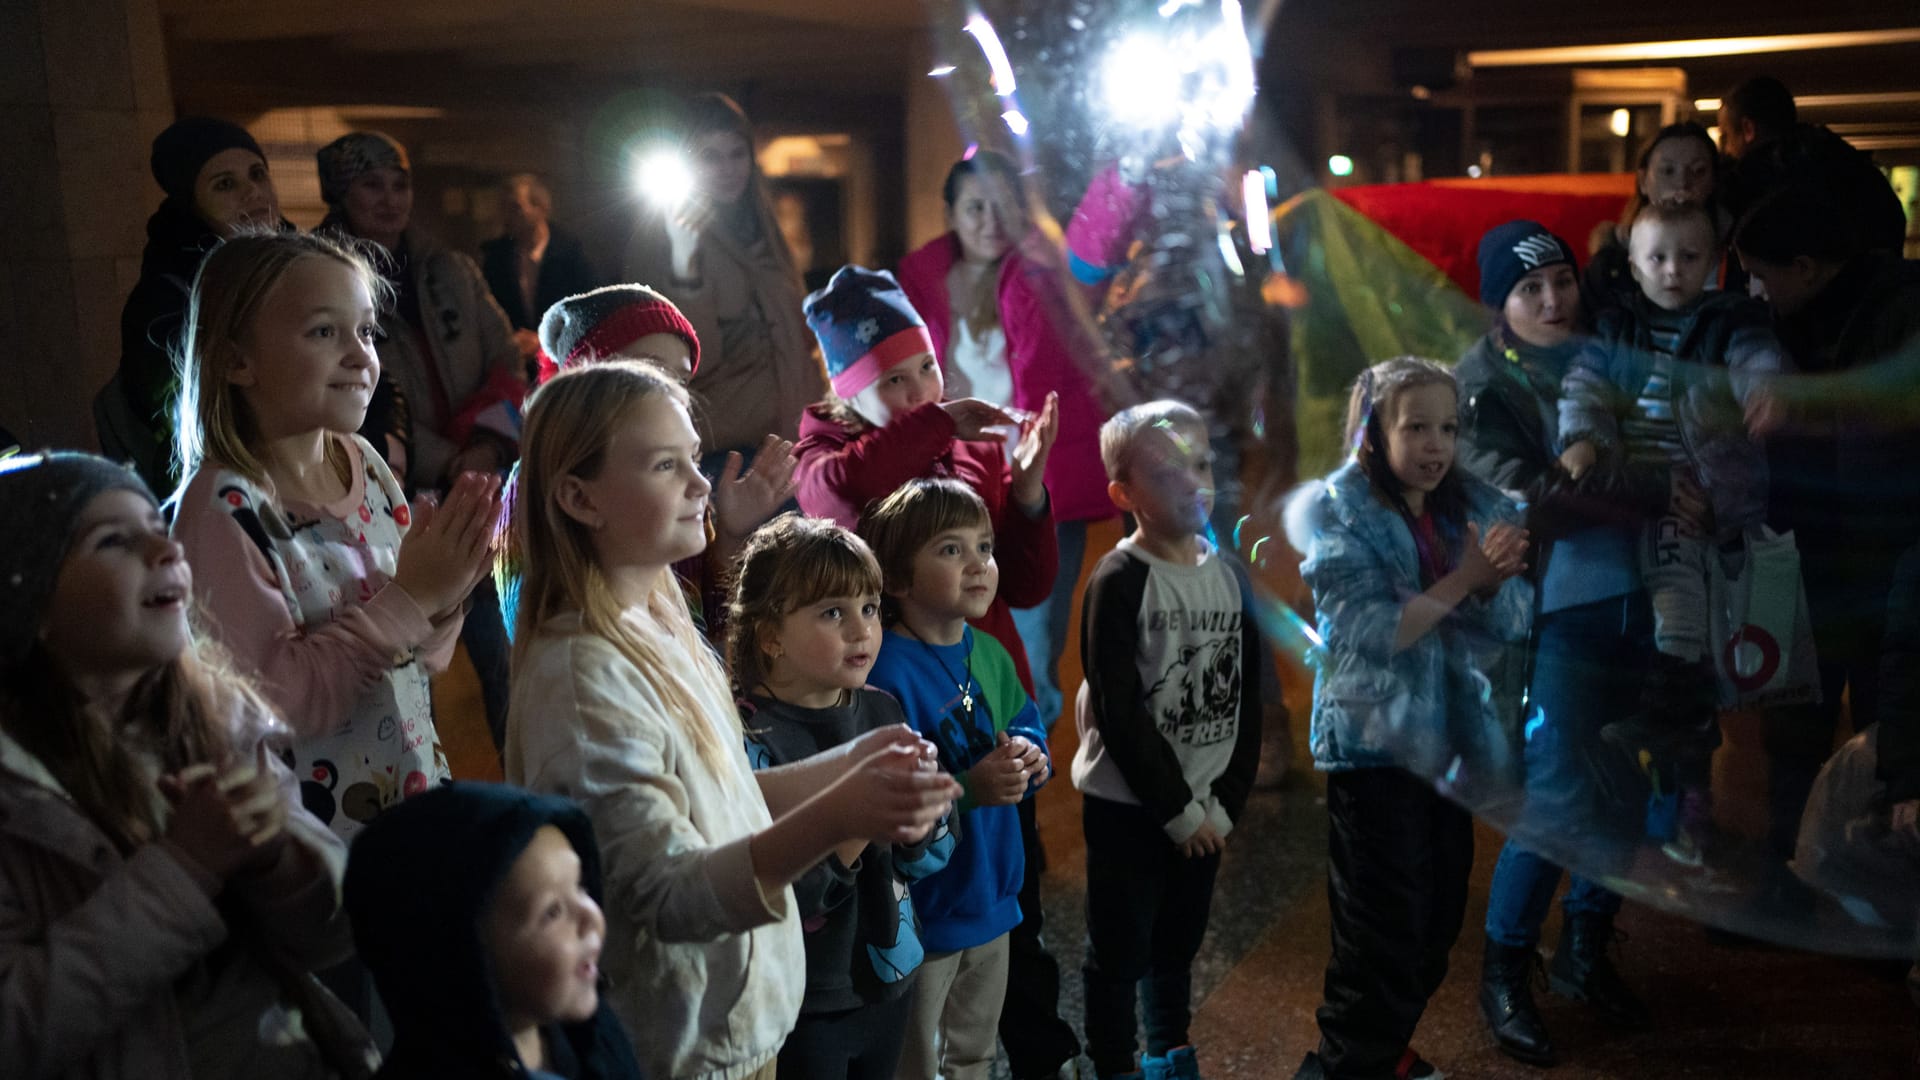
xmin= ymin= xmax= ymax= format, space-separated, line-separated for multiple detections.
xmin=344 ymin=782 xmax=643 ymax=1080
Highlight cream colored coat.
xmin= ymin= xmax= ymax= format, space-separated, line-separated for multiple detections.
xmin=506 ymin=612 xmax=804 ymax=1080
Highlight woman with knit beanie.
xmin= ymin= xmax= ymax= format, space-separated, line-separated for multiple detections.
xmin=1458 ymin=220 xmax=1656 ymax=1067
xmin=104 ymin=116 xmax=290 ymax=496
xmin=623 ymin=93 xmax=828 ymax=466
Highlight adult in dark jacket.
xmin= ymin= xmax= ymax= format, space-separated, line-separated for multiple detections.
xmin=344 ymin=782 xmax=644 ymax=1080
xmin=106 ymin=117 xmax=289 ymax=495
xmin=1458 ymin=221 xmax=1659 ymax=1067
xmin=481 ymin=173 xmax=599 ymax=371
xmin=1734 ymin=186 xmax=1920 ymax=884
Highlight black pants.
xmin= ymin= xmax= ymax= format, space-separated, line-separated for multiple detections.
xmin=461 ymin=576 xmax=512 ymax=751
xmin=998 ymin=796 xmax=1082 ymax=1077
xmin=1764 ymin=559 xmax=1893 ymax=865
xmin=1081 ymin=795 xmax=1221 ymax=1077
xmin=777 ymin=993 xmax=912 ymax=1080
xmin=1316 ymin=767 xmax=1473 ymax=1080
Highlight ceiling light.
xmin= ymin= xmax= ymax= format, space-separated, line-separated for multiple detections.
xmin=1469 ymin=28 xmax=1920 ymax=67
xmin=1694 ymin=97 xmax=1721 ymax=112
xmin=1610 ymin=108 xmax=1631 ymax=138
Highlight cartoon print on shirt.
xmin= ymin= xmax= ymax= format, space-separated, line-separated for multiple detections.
xmin=1143 ymin=622 xmax=1243 ymax=748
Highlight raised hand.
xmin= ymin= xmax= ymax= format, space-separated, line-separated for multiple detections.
xmin=1459 ymin=521 xmax=1530 ymax=592
xmin=964 ymin=731 xmax=1035 ymax=807
xmin=666 ymin=194 xmax=715 ymax=280
xmin=829 ymin=744 xmax=962 ymax=844
xmin=1004 ymin=733 xmax=1050 ymax=788
xmin=1009 ymin=391 xmax=1060 ymax=513
xmin=713 ymin=435 xmax=799 ymax=542
xmin=395 ymin=471 xmax=502 ymax=617
xmin=941 ymin=398 xmax=1021 ymax=442
xmin=159 ymin=745 xmax=289 ymax=889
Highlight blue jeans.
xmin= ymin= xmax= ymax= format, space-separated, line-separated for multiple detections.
xmin=1011 ymin=519 xmax=1089 ymax=727
xmin=1484 ymin=592 xmax=1652 ymax=947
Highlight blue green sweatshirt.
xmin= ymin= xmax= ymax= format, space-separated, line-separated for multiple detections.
xmin=866 ymin=626 xmax=1048 ymax=952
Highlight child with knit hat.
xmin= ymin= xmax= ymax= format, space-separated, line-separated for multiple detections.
xmin=794 ymin=265 xmax=1061 ymax=697
xmin=0 ymin=451 xmax=364 ymax=1079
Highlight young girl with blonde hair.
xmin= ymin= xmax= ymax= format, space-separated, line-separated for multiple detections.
xmin=170 ymin=230 xmax=498 ymax=841
xmin=505 ymin=360 xmax=961 ymax=1080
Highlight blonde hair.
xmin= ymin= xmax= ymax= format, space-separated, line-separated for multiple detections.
xmin=1099 ymin=398 xmax=1206 ymax=482
xmin=856 ymin=478 xmax=992 ymax=625
xmin=726 ymin=514 xmax=883 ymax=694
xmin=173 ymin=228 xmax=388 ymax=500
xmin=511 ymin=361 xmax=739 ymax=770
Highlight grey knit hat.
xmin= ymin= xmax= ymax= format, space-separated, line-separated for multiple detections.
xmin=0 ymin=452 xmax=157 ymax=669
xmin=315 ymin=131 xmax=411 ymax=206
xmin=538 ymin=284 xmax=701 ymax=372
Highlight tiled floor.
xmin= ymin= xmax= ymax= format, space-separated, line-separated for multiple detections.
xmin=432 ymin=520 xmax=1919 ymax=1080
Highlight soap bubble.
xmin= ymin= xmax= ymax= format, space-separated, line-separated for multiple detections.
xmin=923 ymin=0 xmax=1920 ymax=958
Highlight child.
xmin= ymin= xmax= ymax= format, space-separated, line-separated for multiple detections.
xmin=1072 ymin=401 xmax=1263 ymax=1080
xmin=794 ymin=265 xmax=1060 ymax=697
xmin=504 ymin=360 xmax=961 ymax=1080
xmin=1287 ymin=359 xmax=1532 ymax=1080
xmin=858 ymin=477 xmax=1052 ymax=1080
xmin=344 ymin=782 xmax=643 ymax=1080
xmin=0 ymin=452 xmax=362 ymax=1079
xmin=494 ymin=283 xmax=799 ymax=639
xmin=728 ymin=514 xmax=957 ymax=1079
xmin=169 ymin=231 xmax=499 ymax=840
xmin=1558 ymin=201 xmax=1785 ymax=845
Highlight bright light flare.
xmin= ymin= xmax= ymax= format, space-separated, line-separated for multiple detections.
xmin=1098 ymin=0 xmax=1258 ymax=139
xmin=1327 ymin=154 xmax=1354 ymax=177
xmin=635 ymin=148 xmax=694 ymax=209
xmin=1609 ymin=107 xmax=1632 ymax=138
xmin=929 ymin=65 xmax=956 ymax=77
xmin=964 ymin=15 xmax=1017 ymax=96
xmin=1000 ymin=109 xmax=1030 ymax=136
xmin=1242 ymin=169 xmax=1271 ymax=253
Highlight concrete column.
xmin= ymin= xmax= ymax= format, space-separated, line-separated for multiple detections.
xmin=0 ymin=0 xmax=174 ymax=450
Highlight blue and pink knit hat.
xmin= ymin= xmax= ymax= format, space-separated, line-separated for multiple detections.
xmin=803 ymin=266 xmax=936 ymax=398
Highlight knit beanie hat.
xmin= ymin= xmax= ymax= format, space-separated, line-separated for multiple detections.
xmin=539 ymin=285 xmax=701 ymax=372
xmin=1477 ymin=220 xmax=1578 ymax=308
xmin=0 ymin=453 xmax=157 ymax=669
xmin=316 ymin=131 xmax=411 ymax=206
xmin=150 ymin=116 xmax=266 ymax=204
xmin=803 ymin=266 xmax=935 ymax=398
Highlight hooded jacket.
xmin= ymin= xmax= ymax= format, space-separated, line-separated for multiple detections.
xmin=1289 ymin=461 xmax=1533 ymax=775
xmin=343 ymin=782 xmax=643 ymax=1080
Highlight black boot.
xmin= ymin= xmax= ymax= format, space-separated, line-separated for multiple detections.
xmin=1479 ymin=937 xmax=1556 ymax=1066
xmin=1548 ymin=914 xmax=1651 ymax=1030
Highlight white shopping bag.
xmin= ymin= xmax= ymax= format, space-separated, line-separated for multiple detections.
xmin=1708 ymin=525 xmax=1821 ymax=709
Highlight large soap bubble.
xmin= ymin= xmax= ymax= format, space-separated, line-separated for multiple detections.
xmin=922 ymin=0 xmax=1920 ymax=958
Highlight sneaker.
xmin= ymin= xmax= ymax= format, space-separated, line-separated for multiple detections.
xmin=1164 ymin=1046 xmax=1201 ymax=1080
xmin=1394 ymin=1048 xmax=1445 ymax=1079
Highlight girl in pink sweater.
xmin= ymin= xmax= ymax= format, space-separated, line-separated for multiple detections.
xmin=170 ymin=231 xmax=499 ymax=841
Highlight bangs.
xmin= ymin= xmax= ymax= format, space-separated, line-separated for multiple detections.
xmin=781 ymin=531 xmax=883 ymax=613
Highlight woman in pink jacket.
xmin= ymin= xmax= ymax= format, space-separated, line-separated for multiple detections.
xmin=895 ymin=150 xmax=1141 ymax=1080
xmin=897 ymin=150 xmax=1122 ymax=730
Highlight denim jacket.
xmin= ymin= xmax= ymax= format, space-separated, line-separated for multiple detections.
xmin=1293 ymin=462 xmax=1533 ymax=775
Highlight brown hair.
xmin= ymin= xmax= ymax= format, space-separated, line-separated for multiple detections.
xmin=725 ymin=514 xmax=883 ymax=694
xmin=1 ymin=632 xmax=257 ymax=853
xmin=1343 ymin=357 xmax=1470 ymax=529
xmin=1621 ymin=122 xmax=1721 ymax=231
xmin=856 ymin=479 xmax=992 ymax=624
xmin=173 ymin=228 xmax=390 ymax=501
